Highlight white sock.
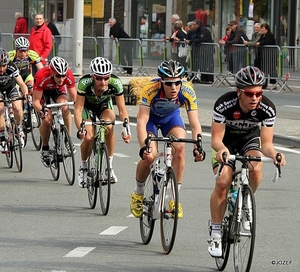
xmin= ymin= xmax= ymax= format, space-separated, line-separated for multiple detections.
xmin=135 ymin=180 xmax=145 ymax=195
xmin=109 ymin=156 xmax=113 ymax=169
xmin=178 ymin=183 xmax=182 ymax=191
xmin=81 ymin=160 xmax=88 ymax=169
xmin=211 ymin=222 xmax=222 ymax=237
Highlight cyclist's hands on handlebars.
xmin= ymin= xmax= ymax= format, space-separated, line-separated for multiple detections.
xmin=121 ymin=118 xmax=131 ymax=144
xmin=39 ymin=105 xmax=49 ymax=120
xmin=214 ymin=148 xmax=230 ymax=163
xmin=77 ymin=120 xmax=87 ymax=139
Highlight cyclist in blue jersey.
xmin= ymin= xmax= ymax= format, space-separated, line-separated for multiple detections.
xmin=74 ymin=57 xmax=131 ymax=188
xmin=130 ymin=59 xmax=205 ymax=219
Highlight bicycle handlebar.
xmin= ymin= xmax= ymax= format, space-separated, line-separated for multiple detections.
xmin=215 ymin=152 xmax=282 ymax=182
xmin=45 ymin=101 xmax=74 ymax=109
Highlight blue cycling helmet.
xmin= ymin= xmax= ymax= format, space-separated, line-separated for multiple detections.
xmin=157 ymin=59 xmax=185 ymax=78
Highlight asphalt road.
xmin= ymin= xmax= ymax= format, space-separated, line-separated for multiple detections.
xmin=0 ymin=120 xmax=299 ymax=272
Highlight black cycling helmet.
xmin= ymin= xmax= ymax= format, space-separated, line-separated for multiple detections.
xmin=0 ymin=48 xmax=10 ymax=65
xmin=157 ymin=59 xmax=185 ymax=78
xmin=235 ymin=66 xmax=265 ymax=88
xmin=49 ymin=56 xmax=69 ymax=75
xmin=90 ymin=57 xmax=113 ymax=76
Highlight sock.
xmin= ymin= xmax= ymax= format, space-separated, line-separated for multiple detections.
xmin=109 ymin=156 xmax=113 ymax=169
xmin=211 ymin=222 xmax=222 ymax=237
xmin=81 ymin=160 xmax=88 ymax=169
xmin=178 ymin=183 xmax=182 ymax=192
xmin=42 ymin=145 xmax=49 ymax=151
xmin=0 ymin=130 xmax=5 ymax=140
xmin=18 ymin=123 xmax=23 ymax=131
xmin=135 ymin=180 xmax=145 ymax=195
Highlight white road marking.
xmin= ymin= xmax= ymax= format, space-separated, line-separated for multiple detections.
xmin=99 ymin=226 xmax=128 ymax=235
xmin=114 ymin=153 xmax=130 ymax=157
xmin=127 ymin=214 xmax=135 ymax=218
xmin=64 ymin=247 xmax=95 ymax=257
xmin=283 ymin=105 xmax=300 ymax=108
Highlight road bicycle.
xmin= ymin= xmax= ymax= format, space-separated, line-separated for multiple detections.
xmin=213 ymin=152 xmax=282 ymax=272
xmin=1 ymin=91 xmax=23 ymax=172
xmin=140 ymin=133 xmax=204 ymax=254
xmin=45 ymin=101 xmax=75 ymax=185
xmin=80 ymin=118 xmax=130 ymax=215
xmin=22 ymin=84 xmax=42 ymax=150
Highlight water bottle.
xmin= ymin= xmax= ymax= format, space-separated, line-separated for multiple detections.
xmin=23 ymin=103 xmax=29 ymax=120
xmin=228 ymin=187 xmax=238 ymax=214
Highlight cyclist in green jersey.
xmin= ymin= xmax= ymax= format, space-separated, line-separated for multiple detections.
xmin=74 ymin=57 xmax=131 ymax=188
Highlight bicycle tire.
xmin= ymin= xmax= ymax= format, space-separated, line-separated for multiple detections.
xmin=139 ymin=170 xmax=156 ymax=245
xmin=30 ymin=108 xmax=42 ymax=151
xmin=160 ymin=167 xmax=178 ymax=254
xmin=49 ymin=128 xmax=60 ymax=181
xmin=22 ymin=119 xmax=28 ymax=148
xmin=12 ymin=122 xmax=23 ymax=172
xmin=87 ymin=141 xmax=98 ymax=209
xmin=233 ymin=185 xmax=256 ymax=272
xmin=215 ymin=215 xmax=231 ymax=271
xmin=98 ymin=144 xmax=111 ymax=215
xmin=61 ymin=126 xmax=75 ymax=185
xmin=5 ymin=123 xmax=13 ymax=168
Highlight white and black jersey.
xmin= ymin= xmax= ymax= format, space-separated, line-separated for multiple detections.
xmin=0 ymin=61 xmax=19 ymax=93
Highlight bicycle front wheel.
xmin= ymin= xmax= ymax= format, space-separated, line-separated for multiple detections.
xmin=139 ymin=170 xmax=155 ymax=245
xmin=87 ymin=141 xmax=98 ymax=209
xmin=98 ymin=144 xmax=111 ymax=215
xmin=215 ymin=216 xmax=231 ymax=271
xmin=5 ymin=125 xmax=13 ymax=168
xmin=160 ymin=167 xmax=178 ymax=254
xmin=61 ymin=126 xmax=75 ymax=185
xmin=13 ymin=121 xmax=23 ymax=172
xmin=30 ymin=108 xmax=42 ymax=151
xmin=49 ymin=129 xmax=60 ymax=181
xmin=233 ymin=185 xmax=256 ymax=272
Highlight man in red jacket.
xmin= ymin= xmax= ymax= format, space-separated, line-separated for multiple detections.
xmin=14 ymin=12 xmax=28 ymax=37
xmin=29 ymin=14 xmax=53 ymax=75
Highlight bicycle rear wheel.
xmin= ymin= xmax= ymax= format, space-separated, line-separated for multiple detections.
xmin=215 ymin=216 xmax=231 ymax=271
xmin=233 ymin=185 xmax=256 ymax=272
xmin=160 ymin=167 xmax=178 ymax=254
xmin=139 ymin=170 xmax=155 ymax=245
xmin=98 ymin=144 xmax=111 ymax=215
xmin=12 ymin=121 xmax=23 ymax=172
xmin=49 ymin=129 xmax=60 ymax=181
xmin=87 ymin=141 xmax=98 ymax=209
xmin=5 ymin=136 xmax=13 ymax=169
xmin=61 ymin=126 xmax=75 ymax=185
xmin=30 ymin=108 xmax=42 ymax=151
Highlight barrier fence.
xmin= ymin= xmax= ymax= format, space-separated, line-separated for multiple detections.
xmin=1 ymin=33 xmax=298 ymax=93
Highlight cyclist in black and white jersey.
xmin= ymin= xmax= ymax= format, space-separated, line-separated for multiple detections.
xmin=74 ymin=57 xmax=131 ymax=188
xmin=0 ymin=48 xmax=28 ymax=151
xmin=207 ymin=66 xmax=286 ymax=257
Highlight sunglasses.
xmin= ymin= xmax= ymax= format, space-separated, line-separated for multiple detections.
xmin=95 ymin=76 xmax=110 ymax=81
xmin=162 ymin=80 xmax=182 ymax=86
xmin=242 ymin=90 xmax=263 ymax=98
xmin=55 ymin=74 xmax=67 ymax=78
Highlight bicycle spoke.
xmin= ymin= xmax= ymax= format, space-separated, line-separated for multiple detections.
xmin=87 ymin=142 xmax=98 ymax=209
xmin=233 ymin=186 xmax=256 ymax=272
xmin=61 ymin=126 xmax=75 ymax=185
xmin=49 ymin=129 xmax=60 ymax=181
xmin=30 ymin=108 xmax=42 ymax=151
xmin=160 ymin=167 xmax=178 ymax=254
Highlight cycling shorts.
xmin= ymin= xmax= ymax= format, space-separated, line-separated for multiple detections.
xmin=82 ymin=100 xmax=113 ymax=120
xmin=146 ymin=110 xmax=185 ymax=136
xmin=0 ymin=86 xmax=20 ymax=100
xmin=42 ymin=87 xmax=68 ymax=104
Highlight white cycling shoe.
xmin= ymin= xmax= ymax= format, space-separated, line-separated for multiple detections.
xmin=208 ymin=235 xmax=222 ymax=257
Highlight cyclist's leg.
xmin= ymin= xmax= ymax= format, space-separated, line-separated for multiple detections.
xmin=0 ymin=93 xmax=6 ymax=152
xmin=241 ymin=135 xmax=263 ymax=193
xmin=55 ymin=91 xmax=72 ymax=135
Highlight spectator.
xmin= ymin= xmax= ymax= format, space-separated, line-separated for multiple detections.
xmin=109 ymin=18 xmax=133 ymax=75
xmin=163 ymin=14 xmax=181 ymax=60
xmin=14 ymin=12 xmax=28 ymax=37
xmin=190 ymin=19 xmax=214 ymax=84
xmin=220 ymin=20 xmax=248 ymax=74
xmin=219 ymin=26 xmax=231 ymax=63
xmin=29 ymin=14 xmax=53 ymax=75
xmin=45 ymin=18 xmax=61 ymax=58
xmin=256 ymin=23 xmax=278 ymax=90
xmin=243 ymin=23 xmax=261 ymax=68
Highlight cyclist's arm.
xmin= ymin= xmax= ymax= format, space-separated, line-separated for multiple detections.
xmin=74 ymin=95 xmax=85 ymax=131
xmin=260 ymin=126 xmax=286 ymax=165
xmin=136 ymin=105 xmax=150 ymax=148
xmin=115 ymin=95 xmax=129 ymax=122
xmin=35 ymin=62 xmax=43 ymax=70
xmin=67 ymin=86 xmax=77 ymax=103
xmin=211 ymin=121 xmax=229 ymax=162
xmin=32 ymin=89 xmax=44 ymax=112
xmin=187 ymin=109 xmax=202 ymax=141
xmin=15 ymin=75 xmax=28 ymax=97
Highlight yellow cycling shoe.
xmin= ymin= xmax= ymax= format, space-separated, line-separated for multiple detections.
xmin=130 ymin=192 xmax=144 ymax=218
xmin=168 ymin=200 xmax=183 ymax=219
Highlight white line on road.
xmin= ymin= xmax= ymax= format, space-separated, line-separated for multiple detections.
xmin=283 ymin=105 xmax=300 ymax=108
xmin=99 ymin=226 xmax=128 ymax=235
xmin=64 ymin=247 xmax=95 ymax=257
xmin=114 ymin=152 xmax=130 ymax=157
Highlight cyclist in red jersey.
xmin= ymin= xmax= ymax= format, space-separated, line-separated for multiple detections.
xmin=33 ymin=56 xmax=76 ymax=167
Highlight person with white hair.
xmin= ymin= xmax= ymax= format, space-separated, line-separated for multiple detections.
xmin=14 ymin=12 xmax=28 ymax=36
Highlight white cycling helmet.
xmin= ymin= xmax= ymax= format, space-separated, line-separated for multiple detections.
xmin=15 ymin=37 xmax=30 ymax=50
xmin=90 ymin=57 xmax=113 ymax=76
xmin=49 ymin=56 xmax=69 ymax=75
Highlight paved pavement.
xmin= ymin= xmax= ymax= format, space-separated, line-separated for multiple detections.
xmin=115 ymin=76 xmax=300 ymax=149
